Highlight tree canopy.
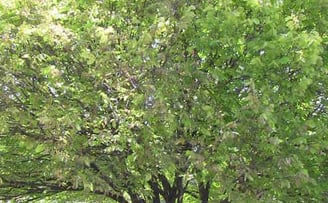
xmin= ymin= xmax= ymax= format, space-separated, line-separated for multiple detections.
xmin=1 ymin=0 xmax=328 ymax=202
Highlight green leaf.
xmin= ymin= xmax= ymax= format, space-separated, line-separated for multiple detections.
xmin=35 ymin=144 xmax=45 ymax=153
xmin=80 ymin=48 xmax=96 ymax=65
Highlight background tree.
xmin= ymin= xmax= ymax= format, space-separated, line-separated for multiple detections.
xmin=0 ymin=0 xmax=327 ymax=202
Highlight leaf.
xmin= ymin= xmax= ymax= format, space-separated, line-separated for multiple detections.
xmin=268 ymin=137 xmax=281 ymax=145
xmin=245 ymin=172 xmax=254 ymax=181
xmin=253 ymin=18 xmax=260 ymax=25
xmin=179 ymin=7 xmax=196 ymax=30
xmin=292 ymin=137 xmax=307 ymax=145
xmin=75 ymin=123 xmax=81 ymax=131
xmin=80 ymin=48 xmax=96 ymax=65
xmin=35 ymin=144 xmax=45 ymax=153
xmin=89 ymin=183 xmax=94 ymax=192
xmin=279 ymin=56 xmax=290 ymax=64
xmin=99 ymin=91 xmax=110 ymax=105
xmin=281 ymin=180 xmax=291 ymax=188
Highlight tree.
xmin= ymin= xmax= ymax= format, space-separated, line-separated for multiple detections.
xmin=0 ymin=0 xmax=327 ymax=202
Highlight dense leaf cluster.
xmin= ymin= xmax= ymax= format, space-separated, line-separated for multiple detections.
xmin=1 ymin=0 xmax=328 ymax=202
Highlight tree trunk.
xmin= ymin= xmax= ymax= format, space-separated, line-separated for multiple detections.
xmin=175 ymin=175 xmax=184 ymax=203
xmin=129 ymin=190 xmax=145 ymax=203
xmin=148 ymin=178 xmax=161 ymax=203
xmin=199 ymin=181 xmax=211 ymax=203
xmin=130 ymin=195 xmax=145 ymax=203
xmin=158 ymin=173 xmax=185 ymax=203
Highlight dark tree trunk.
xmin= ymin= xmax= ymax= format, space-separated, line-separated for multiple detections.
xmin=199 ymin=181 xmax=211 ymax=203
xmin=175 ymin=175 xmax=184 ymax=203
xmin=158 ymin=174 xmax=174 ymax=203
xmin=130 ymin=194 xmax=145 ymax=203
xmin=148 ymin=177 xmax=161 ymax=203
xmin=156 ymin=173 xmax=186 ymax=203
xmin=128 ymin=187 xmax=145 ymax=203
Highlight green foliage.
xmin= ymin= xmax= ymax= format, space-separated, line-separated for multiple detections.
xmin=0 ymin=0 xmax=328 ymax=202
